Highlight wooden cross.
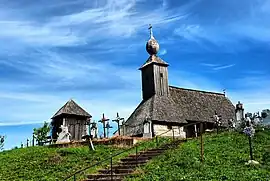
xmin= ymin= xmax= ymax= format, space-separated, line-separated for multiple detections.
xmin=98 ymin=113 xmax=109 ymax=138
xmin=105 ymin=122 xmax=113 ymax=138
xmin=112 ymin=112 xmax=125 ymax=136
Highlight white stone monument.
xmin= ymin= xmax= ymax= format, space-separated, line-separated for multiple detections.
xmin=143 ymin=119 xmax=152 ymax=138
xmin=56 ymin=125 xmax=71 ymax=144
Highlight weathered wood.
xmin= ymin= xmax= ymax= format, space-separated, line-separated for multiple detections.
xmin=141 ymin=60 xmax=169 ymax=100
xmin=200 ymin=122 xmax=204 ymax=163
xmin=51 ymin=99 xmax=92 ymax=142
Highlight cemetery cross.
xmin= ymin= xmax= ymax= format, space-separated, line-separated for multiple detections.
xmin=99 ymin=113 xmax=109 ymax=138
xmin=112 ymin=112 xmax=124 ymax=136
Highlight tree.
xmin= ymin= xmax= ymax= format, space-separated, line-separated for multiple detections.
xmin=33 ymin=122 xmax=51 ymax=146
xmin=0 ymin=135 xmax=5 ymax=150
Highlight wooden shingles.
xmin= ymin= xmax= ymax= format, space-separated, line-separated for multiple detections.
xmin=52 ymin=99 xmax=91 ymax=119
xmin=124 ymin=86 xmax=235 ymax=136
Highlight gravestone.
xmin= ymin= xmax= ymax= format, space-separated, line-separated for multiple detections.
xmin=143 ymin=119 xmax=152 ymax=138
xmin=56 ymin=125 xmax=71 ymax=143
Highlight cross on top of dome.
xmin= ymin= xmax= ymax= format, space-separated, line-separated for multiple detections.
xmin=146 ymin=24 xmax=159 ymax=55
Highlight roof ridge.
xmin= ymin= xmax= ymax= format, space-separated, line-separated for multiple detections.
xmin=169 ymin=85 xmax=225 ymax=96
xmin=52 ymin=99 xmax=91 ymax=119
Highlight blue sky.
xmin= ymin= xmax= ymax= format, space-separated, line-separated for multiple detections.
xmin=0 ymin=0 xmax=270 ymax=150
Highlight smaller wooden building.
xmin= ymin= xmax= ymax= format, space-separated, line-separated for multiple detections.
xmin=51 ymin=99 xmax=92 ymax=142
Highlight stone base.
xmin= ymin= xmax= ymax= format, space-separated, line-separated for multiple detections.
xmin=143 ymin=133 xmax=152 ymax=138
xmin=245 ymin=160 xmax=260 ymax=165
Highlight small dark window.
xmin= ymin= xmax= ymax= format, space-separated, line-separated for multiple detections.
xmin=160 ymin=73 xmax=163 ymax=78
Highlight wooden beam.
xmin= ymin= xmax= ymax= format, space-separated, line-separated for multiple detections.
xmin=200 ymin=122 xmax=204 ymax=163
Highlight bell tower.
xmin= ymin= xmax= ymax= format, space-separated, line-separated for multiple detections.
xmin=139 ymin=25 xmax=169 ymax=101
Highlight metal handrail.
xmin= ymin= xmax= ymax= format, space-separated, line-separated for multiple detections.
xmin=62 ymin=129 xmax=176 ymax=181
xmin=62 ymin=145 xmax=135 ymax=181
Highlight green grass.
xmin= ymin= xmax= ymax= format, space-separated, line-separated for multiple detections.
xmin=126 ymin=130 xmax=270 ymax=181
xmin=0 ymin=137 xmax=171 ymax=181
xmin=0 ymin=145 xmax=124 ymax=181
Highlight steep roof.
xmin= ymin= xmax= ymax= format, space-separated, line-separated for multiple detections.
xmin=124 ymin=86 xmax=235 ymax=136
xmin=124 ymin=94 xmax=188 ymax=136
xmin=139 ymin=55 xmax=169 ymax=70
xmin=52 ymin=99 xmax=92 ymax=119
xmin=169 ymin=86 xmax=235 ymax=125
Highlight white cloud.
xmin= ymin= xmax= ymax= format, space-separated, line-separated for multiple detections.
xmin=200 ymin=63 xmax=220 ymax=67
xmin=213 ymin=64 xmax=235 ymax=70
xmin=0 ymin=0 xmax=187 ymax=48
xmin=200 ymin=63 xmax=235 ymax=70
xmin=159 ymin=49 xmax=167 ymax=55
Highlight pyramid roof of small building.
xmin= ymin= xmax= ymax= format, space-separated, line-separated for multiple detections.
xmin=52 ymin=99 xmax=92 ymax=119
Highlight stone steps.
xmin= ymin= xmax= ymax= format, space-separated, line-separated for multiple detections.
xmin=85 ymin=174 xmax=129 ymax=181
xmin=83 ymin=139 xmax=184 ymax=181
xmin=98 ymin=168 xmax=134 ymax=174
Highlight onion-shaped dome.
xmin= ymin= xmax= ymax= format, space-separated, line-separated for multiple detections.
xmin=146 ymin=24 xmax=159 ymax=55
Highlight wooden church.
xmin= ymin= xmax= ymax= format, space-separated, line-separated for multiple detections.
xmin=122 ymin=25 xmax=235 ymax=138
xmin=51 ymin=99 xmax=92 ymax=141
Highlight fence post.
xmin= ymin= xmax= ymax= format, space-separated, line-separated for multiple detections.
xmin=172 ymin=129 xmax=175 ymax=141
xmin=249 ymin=136 xmax=253 ymax=160
xmin=200 ymin=122 xmax=204 ymax=163
xmin=110 ymin=154 xmax=113 ymax=181
xmin=136 ymin=145 xmax=138 ymax=167
xmin=27 ymin=139 xmax=29 ymax=147
xmin=32 ymin=134 xmax=35 ymax=146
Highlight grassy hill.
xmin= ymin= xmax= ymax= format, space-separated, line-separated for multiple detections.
xmin=126 ymin=130 xmax=270 ymax=181
xmin=0 ymin=145 xmax=125 ymax=181
xmin=0 ymin=137 xmax=166 ymax=181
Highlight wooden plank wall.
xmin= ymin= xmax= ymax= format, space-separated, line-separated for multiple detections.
xmin=66 ymin=118 xmax=87 ymax=141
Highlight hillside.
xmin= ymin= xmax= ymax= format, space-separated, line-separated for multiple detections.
xmin=0 ymin=145 xmax=126 ymax=181
xmin=126 ymin=130 xmax=270 ymax=181
xmin=0 ymin=137 xmax=167 ymax=181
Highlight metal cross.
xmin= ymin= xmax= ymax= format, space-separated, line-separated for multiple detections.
xmin=148 ymin=24 xmax=153 ymax=38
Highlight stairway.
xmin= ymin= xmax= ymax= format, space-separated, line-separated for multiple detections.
xmin=83 ymin=139 xmax=184 ymax=181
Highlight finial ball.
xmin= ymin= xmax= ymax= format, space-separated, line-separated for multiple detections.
xmin=146 ymin=24 xmax=159 ymax=55
xmin=146 ymin=39 xmax=159 ymax=55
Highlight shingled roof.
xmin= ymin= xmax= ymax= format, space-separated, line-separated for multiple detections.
xmin=52 ymin=99 xmax=91 ymax=119
xmin=169 ymin=86 xmax=235 ymax=124
xmin=124 ymin=94 xmax=188 ymax=136
xmin=124 ymin=86 xmax=235 ymax=136
xmin=139 ymin=55 xmax=169 ymax=70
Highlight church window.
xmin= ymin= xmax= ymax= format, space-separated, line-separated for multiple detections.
xmin=160 ymin=73 xmax=164 ymax=95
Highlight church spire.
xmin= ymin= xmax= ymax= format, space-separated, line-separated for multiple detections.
xmin=146 ymin=24 xmax=159 ymax=55
xmin=140 ymin=24 xmax=169 ymax=100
